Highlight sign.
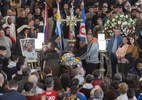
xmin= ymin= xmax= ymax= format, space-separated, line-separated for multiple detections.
xmin=20 ymin=38 xmax=37 ymax=61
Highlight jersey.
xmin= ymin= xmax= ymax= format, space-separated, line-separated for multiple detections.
xmin=38 ymin=91 xmax=57 ymax=100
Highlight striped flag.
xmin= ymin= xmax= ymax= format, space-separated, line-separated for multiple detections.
xmin=55 ymin=3 xmax=62 ymax=50
xmin=44 ymin=3 xmax=49 ymax=42
xmin=79 ymin=2 xmax=87 ymax=42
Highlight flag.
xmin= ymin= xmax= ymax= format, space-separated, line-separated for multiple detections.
xmin=44 ymin=4 xmax=49 ymax=42
xmin=79 ymin=2 xmax=87 ymax=42
xmin=55 ymin=3 xmax=62 ymax=50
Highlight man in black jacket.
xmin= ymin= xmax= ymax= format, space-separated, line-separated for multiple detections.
xmin=0 ymin=79 xmax=26 ymax=100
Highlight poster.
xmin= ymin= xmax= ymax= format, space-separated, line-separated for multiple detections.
xmin=20 ymin=38 xmax=37 ymax=61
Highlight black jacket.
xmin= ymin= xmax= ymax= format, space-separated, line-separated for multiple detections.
xmin=75 ymin=44 xmax=87 ymax=57
xmin=13 ymin=33 xmax=25 ymax=56
xmin=0 ymin=90 xmax=26 ymax=100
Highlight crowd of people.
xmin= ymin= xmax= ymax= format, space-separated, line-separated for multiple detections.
xmin=0 ymin=0 xmax=142 ymax=100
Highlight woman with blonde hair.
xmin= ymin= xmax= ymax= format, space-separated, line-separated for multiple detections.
xmin=117 ymin=82 xmax=128 ymax=100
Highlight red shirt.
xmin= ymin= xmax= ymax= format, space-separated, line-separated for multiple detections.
xmin=38 ymin=91 xmax=57 ymax=100
xmin=26 ymin=96 xmax=38 ymax=100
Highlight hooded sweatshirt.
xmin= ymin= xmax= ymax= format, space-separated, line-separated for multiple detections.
xmin=2 ymin=16 xmax=16 ymax=40
xmin=80 ymin=38 xmax=99 ymax=64
xmin=7 ymin=61 xmax=16 ymax=68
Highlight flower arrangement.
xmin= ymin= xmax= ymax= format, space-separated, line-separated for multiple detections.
xmin=102 ymin=14 xmax=136 ymax=37
xmin=60 ymin=53 xmax=81 ymax=68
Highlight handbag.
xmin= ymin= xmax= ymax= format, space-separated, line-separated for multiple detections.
xmin=125 ymin=52 xmax=134 ymax=63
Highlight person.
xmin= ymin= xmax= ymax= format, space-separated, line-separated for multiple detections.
xmin=113 ymin=73 xmax=122 ymax=82
xmin=88 ymin=88 xmax=104 ymax=100
xmin=23 ymin=41 xmax=37 ymax=60
xmin=12 ymin=61 xmax=26 ymax=81
xmin=74 ymin=40 xmax=87 ymax=68
xmin=79 ymin=74 xmax=94 ymax=99
xmin=13 ymin=27 xmax=30 ymax=56
xmin=92 ymin=69 xmax=102 ymax=87
xmin=108 ymin=28 xmax=123 ymax=77
xmin=0 ymin=46 xmax=8 ymax=70
xmin=111 ymin=80 xmax=120 ymax=97
xmin=129 ymin=58 xmax=142 ymax=77
xmin=60 ymin=73 xmax=70 ymax=92
xmin=40 ymin=67 xmax=52 ymax=85
xmin=68 ymin=78 xmax=87 ymax=100
xmin=74 ymin=67 xmax=85 ymax=86
xmin=38 ymin=77 xmax=57 ymax=100
xmin=18 ymin=67 xmax=31 ymax=93
xmin=16 ymin=8 xmax=28 ymax=29
xmin=43 ymin=41 xmax=60 ymax=77
xmin=17 ymin=20 xmax=34 ymax=34
xmin=127 ymin=88 xmax=136 ymax=100
xmin=126 ymin=36 xmax=139 ymax=70
xmin=21 ymin=82 xmax=38 ymax=100
xmin=0 ymin=73 xmax=4 ymax=95
xmin=57 ymin=89 xmax=68 ymax=100
xmin=127 ymin=36 xmax=139 ymax=60
xmin=105 ymin=90 xmax=117 ymax=100
xmin=0 ymin=28 xmax=12 ymax=58
xmin=4 ymin=27 xmax=16 ymax=44
xmin=116 ymin=36 xmax=129 ymax=75
xmin=79 ymin=33 xmax=99 ymax=75
xmin=69 ymin=86 xmax=80 ymax=100
xmin=4 ymin=55 xmax=19 ymax=80
xmin=10 ymin=0 xmax=21 ymax=17
xmin=0 ymin=79 xmax=26 ymax=100
xmin=117 ymin=82 xmax=128 ymax=100
xmin=27 ymin=75 xmax=44 ymax=95
xmin=53 ymin=77 xmax=63 ymax=91
xmin=2 ymin=16 xmax=16 ymax=40
xmin=31 ymin=72 xmax=45 ymax=90
xmin=135 ymin=33 xmax=142 ymax=59
xmin=74 ymin=40 xmax=87 ymax=57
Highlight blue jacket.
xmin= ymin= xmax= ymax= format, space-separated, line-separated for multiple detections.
xmin=68 ymin=92 xmax=87 ymax=100
xmin=0 ymin=90 xmax=26 ymax=100
xmin=138 ymin=93 xmax=142 ymax=100
xmin=108 ymin=34 xmax=123 ymax=55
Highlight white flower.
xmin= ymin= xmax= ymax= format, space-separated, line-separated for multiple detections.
xmin=125 ymin=15 xmax=128 ymax=18
xmin=118 ymin=21 xmax=121 ymax=24
xmin=106 ymin=20 xmax=110 ymax=23
xmin=120 ymin=15 xmax=124 ymax=18
xmin=115 ymin=16 xmax=118 ymax=18
xmin=114 ymin=23 xmax=117 ymax=25
xmin=112 ymin=18 xmax=115 ymax=22
xmin=129 ymin=18 xmax=132 ymax=22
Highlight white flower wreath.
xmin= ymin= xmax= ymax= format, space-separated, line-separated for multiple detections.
xmin=102 ymin=14 xmax=136 ymax=37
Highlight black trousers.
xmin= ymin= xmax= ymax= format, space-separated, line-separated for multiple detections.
xmin=118 ymin=63 xmax=128 ymax=76
xmin=111 ymin=53 xmax=118 ymax=77
xmin=85 ymin=63 xmax=98 ymax=75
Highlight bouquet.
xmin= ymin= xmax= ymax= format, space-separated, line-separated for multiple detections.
xmin=102 ymin=14 xmax=136 ymax=37
xmin=60 ymin=53 xmax=81 ymax=68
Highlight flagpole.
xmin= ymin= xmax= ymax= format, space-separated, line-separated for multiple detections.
xmin=44 ymin=0 xmax=49 ymax=43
